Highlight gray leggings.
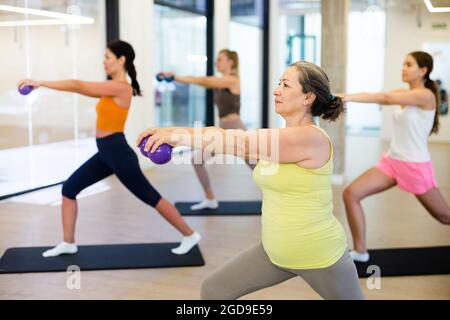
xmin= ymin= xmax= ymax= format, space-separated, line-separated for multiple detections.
xmin=201 ymin=243 xmax=365 ymax=300
xmin=192 ymin=118 xmax=256 ymax=192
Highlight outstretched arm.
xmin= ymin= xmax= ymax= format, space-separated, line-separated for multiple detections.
xmin=341 ymin=88 xmax=434 ymax=109
xmin=136 ymin=126 xmax=322 ymax=164
xmin=161 ymin=72 xmax=237 ymax=90
xmin=18 ymin=79 xmax=131 ymax=98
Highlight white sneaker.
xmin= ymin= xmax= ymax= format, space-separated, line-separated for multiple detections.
xmin=42 ymin=242 xmax=78 ymax=258
xmin=171 ymin=232 xmax=202 ymax=255
xmin=349 ymin=250 xmax=370 ymax=263
xmin=190 ymin=199 xmax=219 ymax=211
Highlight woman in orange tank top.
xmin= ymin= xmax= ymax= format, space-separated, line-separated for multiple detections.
xmin=18 ymin=40 xmax=201 ymax=258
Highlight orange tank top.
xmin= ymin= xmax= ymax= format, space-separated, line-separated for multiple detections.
xmin=96 ymin=96 xmax=130 ymax=132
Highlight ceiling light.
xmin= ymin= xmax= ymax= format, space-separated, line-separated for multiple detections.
xmin=424 ymin=0 xmax=450 ymax=13
xmin=0 ymin=4 xmax=94 ymax=27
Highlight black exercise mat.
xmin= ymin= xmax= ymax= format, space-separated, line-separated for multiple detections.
xmin=355 ymin=246 xmax=450 ymax=278
xmin=175 ymin=201 xmax=262 ymax=216
xmin=0 ymin=243 xmax=204 ymax=274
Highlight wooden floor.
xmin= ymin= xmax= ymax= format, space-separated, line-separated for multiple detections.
xmin=0 ymin=135 xmax=449 ymax=300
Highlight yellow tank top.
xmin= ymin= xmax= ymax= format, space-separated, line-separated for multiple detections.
xmin=252 ymin=126 xmax=347 ymax=270
xmin=96 ymin=96 xmax=129 ymax=132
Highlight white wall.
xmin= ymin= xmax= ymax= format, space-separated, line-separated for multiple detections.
xmin=346 ymin=9 xmax=385 ymax=132
xmin=230 ymin=22 xmax=263 ymax=129
xmin=119 ymin=0 xmax=155 ymax=167
xmin=214 ymin=0 xmax=230 ymax=126
xmin=215 ymin=0 xmax=230 ymax=54
xmin=382 ymin=2 xmax=450 ymax=142
xmin=269 ymin=0 xmax=283 ymax=129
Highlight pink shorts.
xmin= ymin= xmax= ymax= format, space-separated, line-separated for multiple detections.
xmin=375 ymin=154 xmax=438 ymax=195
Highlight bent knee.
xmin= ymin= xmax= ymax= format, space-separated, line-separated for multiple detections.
xmin=61 ymin=182 xmax=78 ymax=200
xmin=343 ymin=186 xmax=361 ymax=202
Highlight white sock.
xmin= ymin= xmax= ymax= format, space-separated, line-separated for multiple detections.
xmin=171 ymin=232 xmax=202 ymax=255
xmin=42 ymin=242 xmax=78 ymax=258
xmin=349 ymin=250 xmax=370 ymax=263
xmin=190 ymin=199 xmax=219 ymax=211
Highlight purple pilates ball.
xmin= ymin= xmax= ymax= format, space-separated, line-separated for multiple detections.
xmin=18 ymin=85 xmax=33 ymax=95
xmin=149 ymin=143 xmax=172 ymax=165
xmin=139 ymin=136 xmax=173 ymax=165
xmin=139 ymin=136 xmax=150 ymax=157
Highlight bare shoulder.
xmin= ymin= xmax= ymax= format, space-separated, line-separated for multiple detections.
xmin=414 ymin=87 xmax=436 ymax=109
xmin=283 ymin=126 xmax=331 ymax=168
xmin=113 ymin=81 xmax=133 ymax=107
xmin=413 ymin=87 xmax=434 ymax=95
xmin=227 ymin=75 xmax=240 ymax=93
xmin=283 ymin=126 xmax=330 ymax=146
xmin=116 ymin=81 xmax=133 ymax=97
xmin=225 ymin=75 xmax=239 ymax=86
xmin=391 ymin=88 xmax=408 ymax=93
xmin=117 ymin=80 xmax=133 ymax=91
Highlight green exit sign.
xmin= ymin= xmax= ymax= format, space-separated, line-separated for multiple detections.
xmin=432 ymin=22 xmax=448 ymax=30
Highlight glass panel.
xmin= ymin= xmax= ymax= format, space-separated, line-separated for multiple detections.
xmin=0 ymin=1 xmax=28 ymax=149
xmin=423 ymin=43 xmax=450 ymax=116
xmin=154 ymin=4 xmax=207 ymax=127
xmin=277 ymin=0 xmax=321 ymax=127
xmin=230 ymin=0 xmax=264 ymax=129
xmin=231 ymin=0 xmax=264 ymax=27
xmin=0 ymin=0 xmax=104 ymax=197
xmin=0 ymin=0 xmax=103 ymax=148
xmin=346 ymin=0 xmax=386 ymax=135
xmin=285 ymin=14 xmax=321 ymax=66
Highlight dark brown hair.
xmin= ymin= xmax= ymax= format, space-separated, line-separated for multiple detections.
xmin=290 ymin=61 xmax=345 ymax=121
xmin=409 ymin=51 xmax=440 ymax=135
xmin=108 ymin=40 xmax=141 ymax=96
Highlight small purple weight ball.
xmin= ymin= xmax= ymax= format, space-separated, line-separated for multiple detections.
xmin=139 ymin=136 xmax=173 ymax=165
xmin=18 ymin=85 xmax=33 ymax=95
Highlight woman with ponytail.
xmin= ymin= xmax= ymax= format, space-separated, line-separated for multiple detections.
xmin=340 ymin=51 xmax=450 ymax=263
xmin=18 ymin=40 xmax=201 ymax=257
xmin=138 ymin=61 xmax=365 ymax=300
xmin=160 ymin=49 xmax=255 ymax=211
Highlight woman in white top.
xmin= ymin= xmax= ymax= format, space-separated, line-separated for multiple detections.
xmin=340 ymin=51 xmax=450 ymax=262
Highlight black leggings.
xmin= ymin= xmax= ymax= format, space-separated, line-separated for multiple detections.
xmin=62 ymin=133 xmax=162 ymax=207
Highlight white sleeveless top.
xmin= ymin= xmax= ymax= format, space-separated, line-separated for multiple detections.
xmin=388 ymin=106 xmax=436 ymax=163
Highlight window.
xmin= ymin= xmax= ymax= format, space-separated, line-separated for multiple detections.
xmin=0 ymin=0 xmax=105 ymax=148
xmin=0 ymin=0 xmax=105 ymax=198
xmin=277 ymin=0 xmax=321 ymax=127
xmin=230 ymin=0 xmax=266 ymax=129
xmin=346 ymin=0 xmax=386 ymax=135
xmin=154 ymin=3 xmax=208 ymax=127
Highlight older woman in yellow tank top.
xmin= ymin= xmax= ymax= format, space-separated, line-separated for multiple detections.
xmin=138 ymin=61 xmax=365 ymax=300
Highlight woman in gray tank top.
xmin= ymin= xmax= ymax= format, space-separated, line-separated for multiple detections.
xmin=160 ymin=49 xmax=255 ymax=211
xmin=339 ymin=51 xmax=450 ymax=264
